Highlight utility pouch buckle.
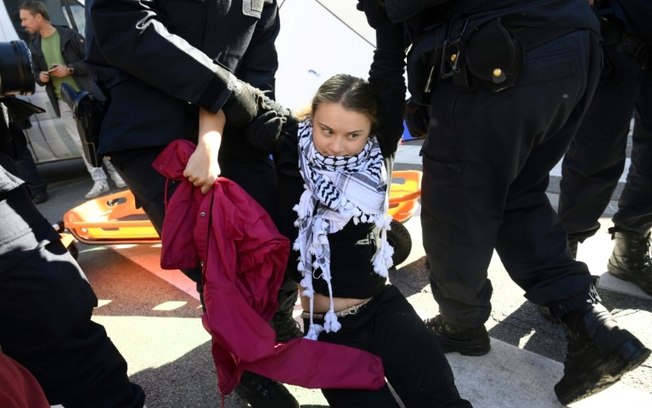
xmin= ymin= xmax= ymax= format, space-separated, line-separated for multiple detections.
xmin=406 ymin=25 xmax=445 ymax=106
xmin=440 ymin=19 xmax=468 ymax=80
xmin=464 ymin=18 xmax=523 ymax=93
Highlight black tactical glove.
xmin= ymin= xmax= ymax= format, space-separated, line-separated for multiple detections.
xmin=404 ymin=97 xmax=428 ymax=139
xmin=222 ymin=79 xmax=290 ymax=129
xmin=245 ymin=109 xmax=289 ymax=154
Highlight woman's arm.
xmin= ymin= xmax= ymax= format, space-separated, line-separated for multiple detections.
xmin=183 ymin=108 xmax=225 ymax=194
xmin=89 ymin=0 xmax=234 ymax=113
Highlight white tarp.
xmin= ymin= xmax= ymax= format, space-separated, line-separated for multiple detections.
xmin=275 ymin=0 xmax=376 ymax=110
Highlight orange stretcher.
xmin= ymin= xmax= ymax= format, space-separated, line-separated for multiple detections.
xmin=62 ymin=170 xmax=422 ymax=264
xmin=388 ymin=169 xmax=422 ymax=223
xmin=63 ymin=189 xmax=159 ymax=245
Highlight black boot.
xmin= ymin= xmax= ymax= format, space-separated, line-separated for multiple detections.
xmin=607 ymin=229 xmax=652 ymax=296
xmin=535 ymin=304 xmax=556 ymax=323
xmin=270 ymin=308 xmax=302 ymax=343
xmin=235 ymin=371 xmax=299 ymax=408
xmin=555 ymin=303 xmax=650 ymax=405
xmin=424 ymin=315 xmax=490 ymax=356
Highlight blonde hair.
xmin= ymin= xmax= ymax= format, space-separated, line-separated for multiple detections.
xmin=304 ymin=73 xmax=379 ymax=133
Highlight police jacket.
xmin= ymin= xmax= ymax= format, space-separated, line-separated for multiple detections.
xmin=29 ymin=25 xmax=92 ymax=117
xmin=152 ymin=139 xmax=385 ymax=395
xmin=383 ymin=0 xmax=599 ymax=34
xmin=86 ymin=0 xmax=280 ymax=155
xmin=607 ymin=0 xmax=652 ymax=44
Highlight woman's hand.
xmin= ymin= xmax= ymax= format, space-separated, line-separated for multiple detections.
xmin=183 ymin=108 xmax=225 ymax=194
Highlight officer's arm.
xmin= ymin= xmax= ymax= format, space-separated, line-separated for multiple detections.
xmin=362 ymin=1 xmax=407 ymax=156
xmin=89 ymin=0 xmax=235 ymax=113
xmin=236 ymin=0 xmax=281 ymax=97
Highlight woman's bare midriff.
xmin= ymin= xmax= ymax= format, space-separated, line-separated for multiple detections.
xmin=301 ymin=292 xmax=371 ymax=314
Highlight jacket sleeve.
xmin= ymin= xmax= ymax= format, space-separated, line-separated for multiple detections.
xmin=365 ymin=6 xmax=407 ymax=157
xmin=236 ymin=0 xmax=281 ymax=97
xmin=66 ymin=30 xmax=90 ymax=76
xmin=383 ymin=0 xmax=448 ymax=23
xmin=88 ymin=0 xmax=235 ymax=113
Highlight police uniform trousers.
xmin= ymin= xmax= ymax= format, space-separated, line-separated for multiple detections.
xmin=559 ymin=48 xmax=652 ymax=240
xmin=303 ymin=285 xmax=472 ymax=408
xmin=0 ymin=188 xmax=145 ymax=408
xmin=108 ymin=132 xmax=298 ymax=312
xmin=421 ymin=29 xmax=603 ymax=327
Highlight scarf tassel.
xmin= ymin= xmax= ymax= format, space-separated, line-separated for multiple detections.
xmin=324 ymin=310 xmax=342 ymax=333
xmin=305 ymin=323 xmax=323 ymax=341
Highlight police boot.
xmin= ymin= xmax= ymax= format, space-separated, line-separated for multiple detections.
xmin=235 ymin=372 xmax=299 ymax=408
xmin=424 ymin=315 xmax=490 ymax=356
xmin=607 ymin=229 xmax=652 ymax=296
xmin=555 ymin=303 xmax=650 ymax=405
xmin=534 ymin=237 xmax=578 ymax=323
xmin=271 ymin=307 xmax=302 ymax=343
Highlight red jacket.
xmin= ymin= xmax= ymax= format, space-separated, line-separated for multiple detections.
xmin=153 ymin=139 xmax=385 ymax=395
xmin=0 ymin=353 xmax=49 ymax=408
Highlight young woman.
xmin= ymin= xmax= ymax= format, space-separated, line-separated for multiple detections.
xmin=251 ymin=72 xmax=473 ymax=407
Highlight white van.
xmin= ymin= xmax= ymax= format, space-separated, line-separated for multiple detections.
xmin=1 ymin=0 xmax=86 ymax=163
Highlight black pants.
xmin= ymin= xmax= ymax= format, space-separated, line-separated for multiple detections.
xmin=109 ymin=134 xmax=298 ymax=312
xmin=421 ymin=29 xmax=603 ymax=327
xmin=0 ymin=239 xmax=144 ymax=407
xmin=303 ymin=285 xmax=472 ymax=408
xmin=559 ymin=45 xmax=652 ymax=240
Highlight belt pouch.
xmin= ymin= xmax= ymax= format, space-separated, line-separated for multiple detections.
xmin=407 ymin=28 xmax=444 ymax=106
xmin=465 ymin=18 xmax=523 ymax=93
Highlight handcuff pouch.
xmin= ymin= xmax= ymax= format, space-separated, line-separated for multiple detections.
xmin=465 ymin=18 xmax=523 ymax=93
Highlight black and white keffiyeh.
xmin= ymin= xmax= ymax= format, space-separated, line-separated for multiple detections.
xmin=293 ymin=119 xmax=394 ymax=340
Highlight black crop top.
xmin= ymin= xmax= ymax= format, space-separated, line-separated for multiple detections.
xmin=311 ymin=220 xmax=388 ymax=299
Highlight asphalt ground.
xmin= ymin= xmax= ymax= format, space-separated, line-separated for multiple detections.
xmin=33 ymin=139 xmax=652 ymax=407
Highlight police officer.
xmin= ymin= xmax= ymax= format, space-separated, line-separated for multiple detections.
xmin=84 ymin=0 xmax=299 ymax=406
xmin=558 ymin=0 xmax=652 ymax=296
xmin=357 ymin=0 xmax=651 ymax=405
xmin=0 ymin=99 xmax=145 ymax=407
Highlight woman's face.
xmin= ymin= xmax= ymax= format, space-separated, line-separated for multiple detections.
xmin=312 ymin=102 xmax=371 ymax=157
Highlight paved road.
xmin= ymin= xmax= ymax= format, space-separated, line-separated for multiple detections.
xmin=34 ymin=139 xmax=651 ymax=407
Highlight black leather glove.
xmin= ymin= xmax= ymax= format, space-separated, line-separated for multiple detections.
xmin=404 ymin=97 xmax=428 ymax=139
xmin=222 ymin=80 xmax=291 ymax=129
xmin=245 ymin=110 xmax=288 ymax=154
xmin=221 ymin=80 xmax=265 ymax=128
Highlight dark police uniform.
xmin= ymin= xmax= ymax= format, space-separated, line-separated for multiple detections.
xmin=85 ymin=1 xmax=300 ymax=405
xmin=559 ymin=0 xmax=652 ymax=245
xmin=84 ymin=0 xmax=299 ymax=313
xmin=85 ymin=0 xmax=282 ymax=236
xmin=365 ymin=1 xmax=650 ymax=405
xmin=0 ymin=106 xmax=145 ymax=408
xmin=384 ymin=0 xmax=602 ymax=326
